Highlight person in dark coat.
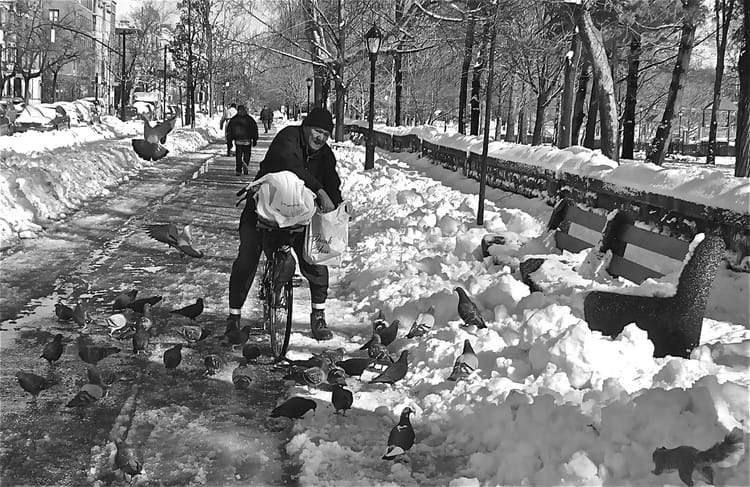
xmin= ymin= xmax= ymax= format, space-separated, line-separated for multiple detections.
xmin=220 ymin=103 xmax=237 ymax=156
xmin=228 ymin=107 xmax=343 ymax=341
xmin=260 ymin=105 xmax=273 ymax=133
xmin=226 ymin=105 xmax=259 ymax=176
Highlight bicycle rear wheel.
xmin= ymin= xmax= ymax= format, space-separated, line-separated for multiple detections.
xmin=265 ymin=268 xmax=293 ymax=361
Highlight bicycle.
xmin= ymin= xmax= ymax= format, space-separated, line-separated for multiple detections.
xmin=256 ymin=221 xmax=304 ymax=361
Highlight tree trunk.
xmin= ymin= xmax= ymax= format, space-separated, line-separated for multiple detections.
xmin=394 ymin=0 xmax=404 ymax=127
xmin=584 ymin=78 xmax=598 ymax=148
xmin=558 ymin=32 xmax=581 ymax=149
xmin=505 ymin=78 xmax=517 ymax=142
xmin=333 ymin=0 xmax=345 ymax=141
xmin=470 ymin=21 xmax=490 ymax=136
xmin=707 ymin=0 xmax=736 ymax=164
xmin=621 ymin=31 xmax=642 ymax=159
xmin=735 ymin=0 xmax=750 ymax=177
xmin=572 ymin=59 xmax=592 ymax=144
xmin=531 ymin=92 xmax=548 ymax=145
xmin=458 ymin=0 xmax=478 ymax=134
xmin=646 ymin=0 xmax=701 ymax=165
xmin=494 ymin=78 xmax=504 ymax=140
xmin=576 ymin=7 xmax=619 ymax=161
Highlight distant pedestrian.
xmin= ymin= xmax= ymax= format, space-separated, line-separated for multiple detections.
xmin=220 ymin=103 xmax=238 ymax=156
xmin=226 ymin=105 xmax=259 ymax=176
xmin=260 ymin=105 xmax=273 ymax=133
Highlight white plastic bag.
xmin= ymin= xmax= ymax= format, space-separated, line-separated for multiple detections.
xmin=304 ymin=203 xmax=350 ymax=266
xmin=250 ymin=171 xmax=317 ymax=228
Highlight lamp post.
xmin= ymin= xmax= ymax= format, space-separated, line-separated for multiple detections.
xmin=163 ymin=44 xmax=168 ymax=117
xmin=115 ymin=24 xmax=138 ymax=121
xmin=305 ymin=77 xmax=313 ymax=113
xmin=364 ymin=23 xmax=382 ymax=170
xmin=678 ymin=108 xmax=683 ymax=154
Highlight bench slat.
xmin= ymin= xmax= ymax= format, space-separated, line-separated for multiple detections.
xmin=608 ymin=254 xmax=664 ymax=283
xmin=555 ymin=231 xmax=594 ymax=253
xmin=616 ymin=225 xmax=690 ymax=261
xmin=564 ymin=205 xmax=607 ymax=232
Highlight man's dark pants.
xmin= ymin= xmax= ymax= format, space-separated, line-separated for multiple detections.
xmin=229 ymin=201 xmax=329 ymax=310
xmin=235 ymin=144 xmax=251 ymax=174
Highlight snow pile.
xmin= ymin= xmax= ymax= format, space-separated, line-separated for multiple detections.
xmin=277 ymin=143 xmax=749 ymax=486
xmin=0 ymin=114 xmax=222 ymax=250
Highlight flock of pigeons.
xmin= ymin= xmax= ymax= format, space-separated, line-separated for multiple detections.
xmin=15 ymin=238 xmax=488 ymax=478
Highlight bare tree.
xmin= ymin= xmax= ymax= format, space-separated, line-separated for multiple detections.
xmin=707 ymin=0 xmax=737 ymax=164
xmin=736 ymin=0 xmax=750 ymax=176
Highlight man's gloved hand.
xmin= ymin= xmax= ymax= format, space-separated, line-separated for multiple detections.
xmin=316 ymin=189 xmax=336 ymax=213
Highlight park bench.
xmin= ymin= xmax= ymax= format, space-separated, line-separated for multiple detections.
xmin=486 ymin=198 xmax=726 ymax=358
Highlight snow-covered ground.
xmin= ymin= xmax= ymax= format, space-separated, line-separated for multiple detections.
xmin=1 ymin=117 xmax=748 ymax=486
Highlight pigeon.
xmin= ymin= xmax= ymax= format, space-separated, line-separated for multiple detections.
xmin=283 ymin=358 xmax=331 ymax=387
xmin=363 ymin=333 xmax=394 ymax=364
xmin=87 ymin=365 xmax=116 ymax=388
xmin=225 ymin=323 xmax=252 ymax=348
xmin=331 ymin=384 xmax=354 ymax=415
xmin=78 ymin=345 xmax=120 ymax=365
xmin=66 ymin=368 xmax=105 ymax=409
xmin=136 ymin=303 xmax=154 ymax=331
xmin=132 ymin=138 xmax=169 ymax=161
xmin=336 ymin=358 xmax=373 ymax=378
xmin=242 ymin=344 xmax=262 ymax=362
xmin=112 ymin=290 xmax=138 ymax=311
xmin=369 ymin=311 xmax=399 ymax=347
xmin=317 ymin=347 xmax=347 ymax=364
xmin=107 ymin=312 xmax=134 ymax=336
xmin=406 ymin=305 xmax=436 ymax=338
xmin=455 ymin=287 xmax=486 ymax=329
xmin=126 ymin=295 xmax=163 ymax=313
xmin=144 ymin=223 xmax=204 ymax=258
xmin=132 ymin=322 xmax=149 ymax=355
xmin=232 ymin=359 xmax=253 ymax=390
xmin=327 ymin=362 xmax=347 ymax=385
xmin=371 ymin=350 xmax=409 ymax=385
xmin=41 ymin=334 xmax=64 ymax=365
xmin=270 ymin=397 xmax=317 ymax=419
xmin=114 ymin=440 xmax=143 ymax=482
xmin=16 ymin=371 xmax=50 ymax=401
xmin=447 ymin=339 xmax=479 ymax=382
xmin=203 ymin=354 xmax=222 ymax=376
xmin=170 ymin=298 xmax=204 ymax=321
xmin=382 ymin=407 xmax=415 ymax=460
xmin=163 ymin=344 xmax=183 ymax=369
xmin=131 ymin=116 xmax=176 ymax=162
xmin=179 ymin=325 xmax=210 ymax=345
xmin=55 ymin=301 xmax=75 ymax=321
xmin=72 ymin=300 xmax=92 ymax=329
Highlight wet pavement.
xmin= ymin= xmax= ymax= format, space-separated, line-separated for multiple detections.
xmin=0 ymin=130 xmax=305 ymax=486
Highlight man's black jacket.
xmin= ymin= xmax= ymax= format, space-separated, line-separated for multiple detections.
xmin=254 ymin=125 xmax=343 ymax=206
xmin=227 ymin=114 xmax=259 ymax=143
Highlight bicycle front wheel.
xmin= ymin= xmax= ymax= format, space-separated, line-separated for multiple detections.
xmin=267 ymin=281 xmax=293 ymax=361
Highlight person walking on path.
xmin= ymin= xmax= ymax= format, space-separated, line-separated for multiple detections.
xmin=220 ymin=103 xmax=238 ymax=156
xmin=227 ymin=107 xmax=343 ymax=341
xmin=226 ymin=105 xmax=259 ymax=176
xmin=260 ymin=105 xmax=273 ymax=133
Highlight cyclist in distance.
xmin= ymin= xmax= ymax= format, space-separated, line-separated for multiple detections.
xmin=228 ymin=107 xmax=343 ymax=341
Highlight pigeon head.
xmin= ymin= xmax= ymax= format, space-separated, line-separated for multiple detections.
xmin=454 ymin=286 xmax=467 ymax=297
xmin=173 ymin=344 xmax=183 ymax=351
xmin=54 ymin=334 xmax=63 ymax=341
xmin=400 ymin=406 xmax=414 ymax=418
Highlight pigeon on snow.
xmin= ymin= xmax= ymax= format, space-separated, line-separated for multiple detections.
xmin=270 ymin=397 xmax=317 ymax=419
xmin=382 ymin=407 xmax=416 ymax=460
xmin=336 ymin=358 xmax=374 ymax=378
xmin=363 ymin=332 xmax=394 ymax=364
xmin=406 ymin=305 xmax=436 ymax=338
xmin=55 ymin=301 xmax=75 ymax=321
xmin=233 ymin=359 xmax=253 ymax=389
xmin=112 ymin=289 xmax=138 ymax=311
xmin=145 ymin=223 xmax=204 ymax=258
xmin=125 ymin=295 xmax=163 ymax=313
xmin=371 ymin=350 xmax=409 ymax=385
xmin=455 ymin=287 xmax=486 ymax=329
xmin=170 ymin=298 xmax=204 ymax=321
xmin=365 ymin=310 xmax=399 ymax=347
xmin=446 ymin=339 xmax=479 ymax=382
xmin=163 ymin=344 xmax=183 ymax=369
xmin=131 ymin=115 xmax=176 ymax=161
xmin=331 ymin=384 xmax=354 ymax=415
xmin=41 ymin=334 xmax=64 ymax=365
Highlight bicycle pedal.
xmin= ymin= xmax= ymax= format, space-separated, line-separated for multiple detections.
xmin=291 ymin=275 xmax=303 ymax=287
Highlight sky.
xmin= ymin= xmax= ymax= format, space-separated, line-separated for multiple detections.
xmin=0 ymin=112 xmax=748 ymax=485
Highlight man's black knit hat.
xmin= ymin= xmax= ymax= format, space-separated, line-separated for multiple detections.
xmin=303 ymin=107 xmax=334 ymax=133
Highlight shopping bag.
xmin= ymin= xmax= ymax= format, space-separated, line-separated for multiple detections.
xmin=304 ymin=204 xmax=350 ymax=266
xmin=251 ymin=171 xmax=317 ymax=228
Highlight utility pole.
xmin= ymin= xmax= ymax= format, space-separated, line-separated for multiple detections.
xmin=187 ymin=0 xmax=194 ymax=128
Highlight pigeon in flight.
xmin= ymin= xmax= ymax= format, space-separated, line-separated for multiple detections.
xmin=145 ymin=223 xmax=204 ymax=258
xmin=406 ymin=305 xmax=436 ymax=339
xmin=131 ymin=115 xmax=176 ymax=161
xmin=382 ymin=407 xmax=415 ymax=460
xmin=371 ymin=350 xmax=409 ymax=385
xmin=41 ymin=334 xmax=64 ymax=366
xmin=270 ymin=397 xmax=317 ymax=419
xmin=170 ymin=298 xmax=204 ymax=321
xmin=455 ymin=287 xmax=486 ymax=329
xmin=446 ymin=339 xmax=479 ymax=382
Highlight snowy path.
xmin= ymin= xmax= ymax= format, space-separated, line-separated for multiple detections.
xmin=0 ymin=131 xmax=306 ymax=485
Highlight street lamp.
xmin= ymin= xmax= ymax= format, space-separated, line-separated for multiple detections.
xmin=163 ymin=44 xmax=169 ymax=117
xmin=115 ymin=23 xmax=138 ymax=121
xmin=678 ymin=108 xmax=683 ymax=154
xmin=364 ymin=23 xmax=382 ymax=170
xmin=305 ymin=77 xmax=313 ymax=114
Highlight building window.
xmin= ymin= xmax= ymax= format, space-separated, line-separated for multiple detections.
xmin=49 ymin=9 xmax=59 ymax=22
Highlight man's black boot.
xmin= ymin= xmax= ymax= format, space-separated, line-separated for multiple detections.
xmin=310 ymin=310 xmax=333 ymax=341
